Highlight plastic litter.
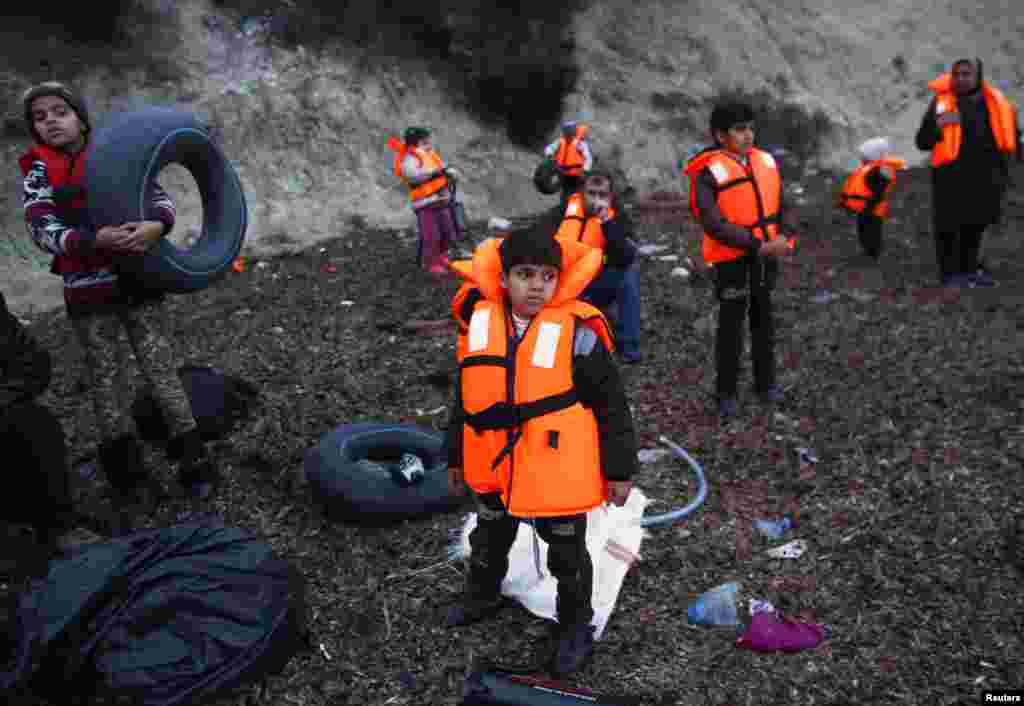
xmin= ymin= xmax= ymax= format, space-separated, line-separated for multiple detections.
xmin=319 ymin=263 xmax=337 ymax=273
xmin=765 ymin=539 xmax=807 ymax=559
xmin=752 ymin=516 xmax=795 ymax=539
xmin=796 ymin=447 xmax=819 ymax=464
xmin=450 ymin=490 xmax=647 ymax=640
xmin=392 ymin=453 xmax=426 ymax=485
xmin=670 ymin=267 xmax=691 ymax=279
xmin=636 ymin=243 xmax=669 ymax=256
xmin=736 ymin=609 xmax=831 ymax=652
xmin=811 ymin=290 xmax=838 ymax=304
xmin=637 ymin=448 xmax=671 ymax=465
xmin=231 ymin=256 xmax=247 ymax=272
xmin=488 ymin=217 xmax=513 ymax=232
xmin=464 ymin=667 xmax=645 ymax=705
xmin=687 ymin=582 xmax=740 ymax=626
xmin=657 ymin=254 xmax=679 ymax=262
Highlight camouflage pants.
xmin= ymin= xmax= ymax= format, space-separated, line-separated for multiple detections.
xmin=70 ymin=302 xmax=196 ymax=443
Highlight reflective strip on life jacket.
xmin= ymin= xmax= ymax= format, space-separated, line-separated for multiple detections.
xmin=684 ymin=148 xmax=781 ymax=265
xmin=838 ymin=158 xmax=905 ymax=219
xmin=929 ymin=77 xmax=1019 ymax=168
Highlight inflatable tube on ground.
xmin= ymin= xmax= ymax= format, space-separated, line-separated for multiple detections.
xmin=85 ymin=107 xmax=248 ymax=293
xmin=533 ymin=159 xmax=562 ymax=195
xmin=304 ymin=423 xmax=468 ymax=524
xmin=131 ymin=365 xmax=260 ymax=443
xmin=635 ymin=436 xmax=708 ymax=528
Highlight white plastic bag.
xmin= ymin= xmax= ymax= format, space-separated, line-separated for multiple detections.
xmin=449 ymin=490 xmax=649 ymax=640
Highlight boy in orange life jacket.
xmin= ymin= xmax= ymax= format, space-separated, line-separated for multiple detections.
xmin=443 ymin=226 xmax=638 ymax=677
xmin=838 ymin=138 xmax=905 ymax=260
xmin=19 ymin=82 xmax=219 ymax=530
xmin=684 ymin=101 xmax=795 ymax=420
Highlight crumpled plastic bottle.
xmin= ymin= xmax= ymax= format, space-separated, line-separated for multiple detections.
xmin=687 ymin=582 xmax=740 ymax=626
xmin=752 ymin=516 xmax=796 ymax=539
xmin=392 ymin=453 xmax=426 ymax=485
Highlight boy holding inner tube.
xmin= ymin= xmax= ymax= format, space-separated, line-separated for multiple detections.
xmin=444 ymin=224 xmax=638 ymax=677
xmin=18 ymin=82 xmax=220 ymax=533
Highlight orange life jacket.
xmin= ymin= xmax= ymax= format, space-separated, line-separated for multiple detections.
xmin=928 ymin=73 xmax=1019 ymax=168
xmin=838 ymin=158 xmax=906 ymax=219
xmin=554 ymin=192 xmax=615 ymax=251
xmin=554 ymin=125 xmax=590 ymax=177
xmin=387 ymin=137 xmax=449 ymax=202
xmin=683 ymin=147 xmax=781 ymax=265
xmin=450 ymin=237 xmax=614 ymax=515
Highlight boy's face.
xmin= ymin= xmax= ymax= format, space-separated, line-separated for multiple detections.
xmin=951 ymin=62 xmax=979 ymax=95
xmin=31 ymin=95 xmax=85 ymax=150
xmin=582 ymin=176 xmax=612 ymax=218
xmin=501 ymin=263 xmax=559 ymax=318
xmin=715 ymin=121 xmax=755 ymax=156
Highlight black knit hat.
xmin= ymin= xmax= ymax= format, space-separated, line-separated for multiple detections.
xmin=22 ymin=82 xmax=92 ymax=144
xmin=710 ymin=101 xmax=755 ymax=134
xmin=499 ymin=224 xmax=563 ymax=274
xmin=403 ymin=126 xmax=431 ymax=145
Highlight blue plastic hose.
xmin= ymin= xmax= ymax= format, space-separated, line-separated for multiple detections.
xmin=636 ymin=435 xmax=708 ymax=528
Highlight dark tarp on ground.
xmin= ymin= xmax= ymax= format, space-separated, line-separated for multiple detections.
xmin=1 ymin=521 xmax=307 ymax=706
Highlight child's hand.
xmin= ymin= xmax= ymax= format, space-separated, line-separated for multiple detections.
xmin=608 ymin=480 xmax=632 ymax=506
xmin=448 ymin=466 xmax=467 ymax=496
xmin=95 ymin=225 xmax=136 ymax=252
xmin=119 ymin=221 xmax=166 ymax=254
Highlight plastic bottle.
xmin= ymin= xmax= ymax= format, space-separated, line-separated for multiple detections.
xmin=687 ymin=582 xmax=740 ymax=626
xmin=751 ymin=516 xmax=795 ymax=540
xmin=392 ymin=453 xmax=425 ymax=485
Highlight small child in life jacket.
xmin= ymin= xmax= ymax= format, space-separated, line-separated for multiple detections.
xmin=444 ymin=225 xmax=638 ymax=677
xmin=837 ymin=137 xmax=906 ymax=260
xmin=18 ymin=82 xmax=220 ymax=534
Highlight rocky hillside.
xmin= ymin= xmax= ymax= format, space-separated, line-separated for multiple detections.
xmin=2 ymin=0 xmax=1021 ymax=314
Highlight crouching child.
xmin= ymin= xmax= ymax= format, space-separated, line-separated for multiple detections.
xmin=837 ymin=137 xmax=906 ymax=260
xmin=444 ymin=225 xmax=639 ymax=677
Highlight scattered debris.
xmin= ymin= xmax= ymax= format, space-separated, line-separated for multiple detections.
xmin=671 ymin=267 xmax=691 ymax=279
xmin=637 ymin=448 xmax=671 ymax=465
xmin=765 ymin=539 xmax=808 ymax=559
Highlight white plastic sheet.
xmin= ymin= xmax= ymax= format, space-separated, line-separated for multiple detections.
xmin=450 ymin=490 xmax=649 ymax=640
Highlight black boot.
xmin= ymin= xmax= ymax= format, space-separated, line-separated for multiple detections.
xmin=98 ymin=434 xmax=163 ymax=535
xmin=550 ymin=622 xmax=596 ymax=677
xmin=167 ymin=427 xmax=220 ymax=499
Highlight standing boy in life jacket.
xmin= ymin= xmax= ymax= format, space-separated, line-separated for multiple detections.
xmin=837 ymin=137 xmax=906 ymax=261
xmin=553 ymin=168 xmax=642 ymax=363
xmin=544 ymin=120 xmax=593 ymax=212
xmin=683 ymin=102 xmax=796 ymax=420
xmin=19 ymin=82 xmax=220 ymax=533
xmin=443 ymin=226 xmax=638 ymax=677
xmin=390 ymin=127 xmax=462 ymax=274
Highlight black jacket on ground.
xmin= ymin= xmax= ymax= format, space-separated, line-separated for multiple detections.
xmin=915 ymin=90 xmax=1012 ymax=229
xmin=0 ymin=293 xmax=51 ymax=413
xmin=446 ymin=289 xmax=638 ymax=482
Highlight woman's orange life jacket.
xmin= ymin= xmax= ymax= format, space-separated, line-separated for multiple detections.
xmin=838 ymin=158 xmax=906 ymax=219
xmin=927 ymin=73 xmax=1019 ymax=168
xmin=683 ymin=147 xmax=781 ymax=265
xmin=554 ymin=192 xmax=615 ymax=251
xmin=448 ymin=237 xmax=614 ymax=516
xmin=387 ymin=136 xmax=449 ymax=202
xmin=555 ymin=125 xmax=590 ymax=177
xmin=18 ymin=142 xmax=118 ymax=275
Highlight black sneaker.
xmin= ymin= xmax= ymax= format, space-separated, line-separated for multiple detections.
xmin=550 ymin=622 xmax=596 ymax=677
xmin=718 ymin=398 xmax=739 ymax=420
xmin=444 ymin=595 xmax=505 ymax=628
xmin=757 ymin=384 xmax=785 ymax=404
